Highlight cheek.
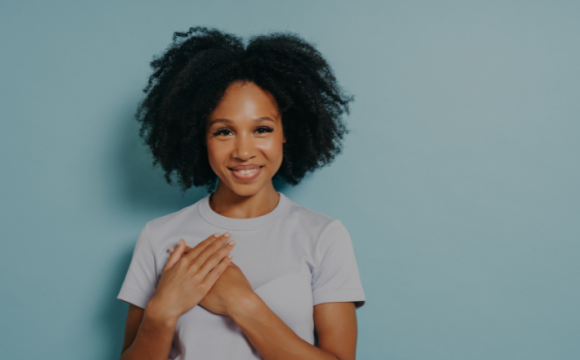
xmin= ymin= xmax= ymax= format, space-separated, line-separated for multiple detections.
xmin=206 ymin=142 xmax=229 ymax=168
xmin=260 ymin=137 xmax=285 ymax=163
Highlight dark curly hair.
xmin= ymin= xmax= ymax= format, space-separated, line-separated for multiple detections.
xmin=136 ymin=26 xmax=353 ymax=193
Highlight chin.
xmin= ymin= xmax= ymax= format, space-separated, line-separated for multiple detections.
xmin=222 ymin=179 xmax=268 ymax=197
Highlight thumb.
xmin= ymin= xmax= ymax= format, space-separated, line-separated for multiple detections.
xmin=163 ymin=239 xmax=186 ymax=273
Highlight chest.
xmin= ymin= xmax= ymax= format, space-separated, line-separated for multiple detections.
xmin=173 ymin=226 xmax=316 ymax=344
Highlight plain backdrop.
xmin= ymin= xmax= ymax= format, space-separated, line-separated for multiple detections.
xmin=1 ymin=1 xmax=579 ymax=359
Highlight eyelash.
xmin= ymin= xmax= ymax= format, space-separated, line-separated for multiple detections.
xmin=212 ymin=127 xmax=274 ymax=136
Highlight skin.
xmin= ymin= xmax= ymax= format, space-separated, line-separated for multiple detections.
xmin=120 ymin=81 xmax=358 ymax=360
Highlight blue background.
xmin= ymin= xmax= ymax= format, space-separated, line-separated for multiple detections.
xmin=1 ymin=1 xmax=579 ymax=359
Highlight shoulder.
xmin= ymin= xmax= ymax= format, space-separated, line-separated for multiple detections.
xmin=283 ymin=194 xmax=346 ymax=240
xmin=145 ymin=198 xmax=204 ymax=239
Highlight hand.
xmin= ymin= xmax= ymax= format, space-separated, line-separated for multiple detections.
xmin=146 ymin=232 xmax=236 ymax=322
xmin=198 ymin=261 xmax=254 ymax=316
xmin=168 ymin=244 xmax=255 ymax=317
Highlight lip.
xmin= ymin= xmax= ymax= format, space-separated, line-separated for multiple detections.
xmin=228 ymin=166 xmax=263 ymax=182
xmin=229 ymin=164 xmax=262 ymax=171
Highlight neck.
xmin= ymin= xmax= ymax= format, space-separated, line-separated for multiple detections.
xmin=209 ymin=181 xmax=280 ymax=219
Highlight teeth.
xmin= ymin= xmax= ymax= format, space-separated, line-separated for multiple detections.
xmin=237 ymin=168 xmax=259 ymax=175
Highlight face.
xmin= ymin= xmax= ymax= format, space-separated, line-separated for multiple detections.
xmin=206 ymin=81 xmax=286 ymax=197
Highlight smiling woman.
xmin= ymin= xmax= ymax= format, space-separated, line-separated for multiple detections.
xmin=206 ymin=82 xmax=286 ymax=202
xmin=117 ymin=26 xmax=365 ymax=360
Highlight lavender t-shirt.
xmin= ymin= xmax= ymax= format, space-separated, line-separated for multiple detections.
xmin=117 ymin=192 xmax=365 ymax=360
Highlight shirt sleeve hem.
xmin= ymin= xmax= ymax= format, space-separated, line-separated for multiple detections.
xmin=117 ymin=286 xmax=151 ymax=309
xmin=313 ymin=289 xmax=366 ymax=309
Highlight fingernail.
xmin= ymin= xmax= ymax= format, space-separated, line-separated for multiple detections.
xmin=227 ymin=253 xmax=234 ymax=258
xmin=227 ymin=239 xmax=236 ymax=246
xmin=224 ymin=231 xmax=231 ymax=238
xmin=168 ymin=247 xmax=175 ymax=253
xmin=213 ymin=232 xmax=221 ymax=237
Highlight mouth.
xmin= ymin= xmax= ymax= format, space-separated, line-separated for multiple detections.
xmin=228 ymin=166 xmax=264 ymax=182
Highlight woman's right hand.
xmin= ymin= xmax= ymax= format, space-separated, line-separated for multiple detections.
xmin=145 ymin=232 xmax=236 ymax=323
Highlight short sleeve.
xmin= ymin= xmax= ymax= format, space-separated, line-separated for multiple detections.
xmin=311 ymin=220 xmax=366 ymax=309
xmin=117 ymin=223 xmax=159 ymax=309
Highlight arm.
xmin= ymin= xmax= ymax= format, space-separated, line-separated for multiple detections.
xmin=169 ymin=218 xmax=363 ymax=359
xmin=228 ymin=295 xmax=358 ymax=360
xmin=119 ymin=303 xmax=177 ymax=360
xmin=178 ymin=255 xmax=358 ymax=360
xmin=118 ymin=233 xmax=236 ymax=360
xmin=225 ymin=220 xmax=361 ymax=359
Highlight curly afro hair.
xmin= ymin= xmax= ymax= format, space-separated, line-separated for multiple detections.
xmin=136 ymin=26 xmax=353 ymax=193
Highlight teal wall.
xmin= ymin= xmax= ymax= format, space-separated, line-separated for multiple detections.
xmin=1 ymin=1 xmax=578 ymax=359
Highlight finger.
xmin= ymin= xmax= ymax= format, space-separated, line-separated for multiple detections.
xmin=168 ymin=245 xmax=192 ymax=254
xmin=204 ymin=253 xmax=234 ymax=285
xmin=163 ymin=239 xmax=186 ymax=272
xmin=164 ymin=238 xmax=185 ymax=271
xmin=184 ymin=231 xmax=230 ymax=262
xmin=198 ymin=238 xmax=236 ymax=276
xmin=182 ymin=232 xmax=223 ymax=260
xmin=187 ymin=231 xmax=232 ymax=266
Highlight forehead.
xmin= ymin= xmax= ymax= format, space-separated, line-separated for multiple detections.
xmin=208 ymin=81 xmax=281 ymax=123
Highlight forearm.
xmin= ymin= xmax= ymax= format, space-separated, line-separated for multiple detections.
xmin=229 ymin=294 xmax=340 ymax=360
xmin=120 ymin=301 xmax=177 ymax=360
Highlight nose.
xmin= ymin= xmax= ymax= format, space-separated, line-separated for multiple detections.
xmin=232 ymin=131 xmax=255 ymax=161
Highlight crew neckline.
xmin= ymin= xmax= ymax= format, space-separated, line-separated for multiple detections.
xmin=198 ymin=192 xmax=289 ymax=231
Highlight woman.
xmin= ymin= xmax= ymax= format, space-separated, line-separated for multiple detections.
xmin=117 ymin=27 xmax=365 ymax=360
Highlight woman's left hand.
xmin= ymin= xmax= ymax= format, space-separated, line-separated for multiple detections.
xmin=198 ymin=261 xmax=255 ymax=316
xmin=168 ymin=244 xmax=255 ymax=316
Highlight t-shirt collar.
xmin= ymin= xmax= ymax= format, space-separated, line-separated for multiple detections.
xmin=198 ymin=192 xmax=289 ymax=231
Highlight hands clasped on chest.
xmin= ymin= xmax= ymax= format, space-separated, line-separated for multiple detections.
xmin=146 ymin=232 xmax=256 ymax=322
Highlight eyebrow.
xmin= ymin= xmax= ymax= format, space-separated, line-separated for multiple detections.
xmin=208 ymin=117 xmax=276 ymax=127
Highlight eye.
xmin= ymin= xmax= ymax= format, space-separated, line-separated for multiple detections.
xmin=256 ymin=127 xmax=274 ymax=134
xmin=212 ymin=128 xmax=232 ymax=136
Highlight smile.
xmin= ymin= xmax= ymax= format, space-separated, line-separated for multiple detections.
xmin=229 ymin=166 xmax=263 ymax=181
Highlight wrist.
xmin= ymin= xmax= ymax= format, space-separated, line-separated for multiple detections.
xmin=144 ymin=297 xmax=179 ymax=329
xmin=227 ymin=291 xmax=262 ymax=321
